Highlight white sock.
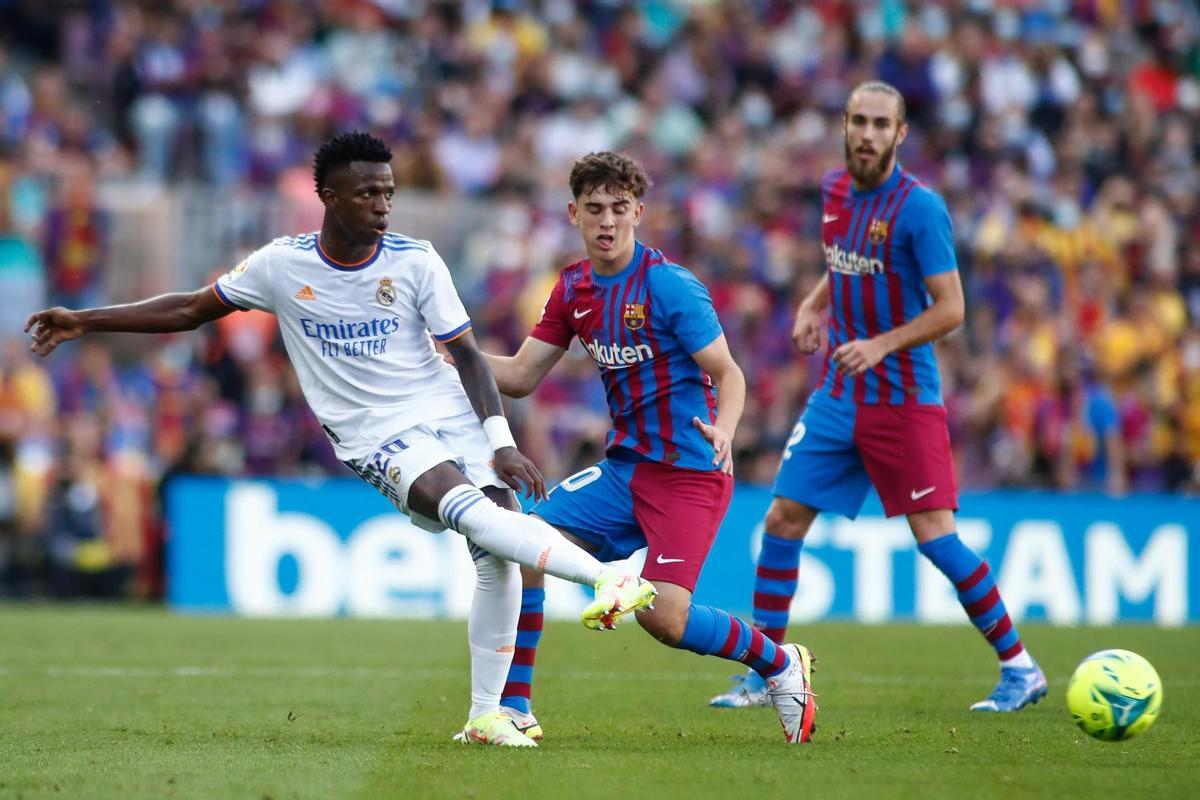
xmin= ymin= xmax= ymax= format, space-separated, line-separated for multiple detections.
xmin=1001 ymin=649 xmax=1035 ymax=670
xmin=438 ymin=485 xmax=603 ymax=585
xmin=467 ymin=548 xmax=521 ymax=719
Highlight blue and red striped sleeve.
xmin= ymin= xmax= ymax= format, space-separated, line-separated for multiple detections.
xmin=651 ymin=264 xmax=722 ymax=354
xmin=907 ymin=190 xmax=957 ymax=278
xmin=529 ymin=275 xmax=573 ymax=349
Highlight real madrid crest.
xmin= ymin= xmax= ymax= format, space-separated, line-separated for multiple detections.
xmin=387 ymin=465 xmax=402 ymax=484
xmin=375 ymin=277 xmax=396 ymax=306
xmin=623 ymin=302 xmax=646 ymax=330
xmin=867 ymin=218 xmax=890 ymax=245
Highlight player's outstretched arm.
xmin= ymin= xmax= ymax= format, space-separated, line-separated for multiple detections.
xmin=25 ymin=286 xmax=235 ymax=357
xmin=446 ymin=331 xmax=547 ymax=499
xmin=691 ymin=333 xmax=745 ymax=475
xmin=483 ymin=337 xmax=567 ymax=398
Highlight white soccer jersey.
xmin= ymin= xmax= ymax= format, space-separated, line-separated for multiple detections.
xmin=214 ymin=231 xmax=475 ymax=460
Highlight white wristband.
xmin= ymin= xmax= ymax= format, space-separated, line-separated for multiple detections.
xmin=483 ymin=415 xmax=517 ymax=451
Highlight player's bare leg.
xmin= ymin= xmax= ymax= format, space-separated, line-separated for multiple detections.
xmin=711 ymin=497 xmax=816 ymax=708
xmin=633 ymin=582 xmax=690 ymax=644
xmin=906 ymin=508 xmax=956 ymax=544
xmin=909 ymin=509 xmax=1047 ymax=711
xmin=763 ymin=498 xmax=819 ymax=542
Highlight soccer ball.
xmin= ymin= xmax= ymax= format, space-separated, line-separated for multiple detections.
xmin=1066 ymin=649 xmax=1162 ymax=742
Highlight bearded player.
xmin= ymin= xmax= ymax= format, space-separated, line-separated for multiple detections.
xmin=708 ymin=82 xmax=1047 ymax=712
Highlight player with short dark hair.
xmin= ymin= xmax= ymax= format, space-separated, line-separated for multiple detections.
xmin=707 ymin=82 xmax=1047 ymax=712
xmin=25 ymin=131 xmax=656 ymax=748
xmin=486 ymin=151 xmax=818 ymax=745
xmin=312 ymin=130 xmax=394 ymax=191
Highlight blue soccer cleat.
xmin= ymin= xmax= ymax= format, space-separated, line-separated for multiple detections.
xmin=970 ymin=662 xmax=1048 ymax=712
xmin=709 ymin=670 xmax=770 ymax=708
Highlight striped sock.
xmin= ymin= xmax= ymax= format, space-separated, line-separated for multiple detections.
xmin=753 ymin=533 xmax=802 ymax=643
xmin=500 ymin=587 xmax=544 ymax=714
xmin=919 ymin=533 xmax=1029 ymax=664
xmin=677 ymin=604 xmax=791 ymax=679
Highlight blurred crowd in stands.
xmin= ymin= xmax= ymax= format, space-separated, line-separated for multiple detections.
xmin=0 ymin=0 xmax=1198 ymax=598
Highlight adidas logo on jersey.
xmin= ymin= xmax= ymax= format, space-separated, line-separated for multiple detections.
xmin=295 ymin=285 xmax=316 ymax=301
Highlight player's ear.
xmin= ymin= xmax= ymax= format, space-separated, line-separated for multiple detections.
xmin=567 ymin=201 xmax=579 ymax=226
xmin=897 ymin=119 xmax=909 ymax=146
xmin=632 ymin=202 xmax=645 ymax=226
xmin=318 ymin=186 xmax=337 ymax=210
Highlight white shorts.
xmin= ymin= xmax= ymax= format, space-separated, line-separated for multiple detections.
xmin=343 ymin=410 xmax=506 ymax=532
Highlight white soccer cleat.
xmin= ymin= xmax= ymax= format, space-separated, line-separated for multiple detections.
xmin=766 ymin=643 xmax=818 ymax=744
xmin=709 ymin=669 xmax=771 ymax=708
xmin=452 ymin=710 xmax=539 ymax=747
xmin=582 ymin=570 xmax=657 ymax=630
xmin=500 ymin=706 xmax=544 ymax=742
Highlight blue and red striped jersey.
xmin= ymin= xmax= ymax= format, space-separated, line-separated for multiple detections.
xmin=817 ymin=165 xmax=957 ymax=405
xmin=531 ymin=241 xmax=723 ymax=471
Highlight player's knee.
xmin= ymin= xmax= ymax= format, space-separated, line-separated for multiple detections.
xmin=908 ymin=509 xmax=956 ymax=543
xmin=635 ymin=605 xmax=687 ymax=646
xmin=764 ymin=499 xmax=816 ymax=540
xmin=474 ymin=554 xmax=518 ymax=591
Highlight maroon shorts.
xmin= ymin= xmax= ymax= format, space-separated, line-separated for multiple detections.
xmin=774 ymin=393 xmax=958 ymax=519
xmin=632 ymin=461 xmax=733 ymax=591
xmin=534 ymin=457 xmax=733 ymax=592
xmin=856 ymin=403 xmax=959 ymax=517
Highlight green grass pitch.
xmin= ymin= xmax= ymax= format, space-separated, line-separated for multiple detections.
xmin=1 ymin=606 xmax=1196 ymax=799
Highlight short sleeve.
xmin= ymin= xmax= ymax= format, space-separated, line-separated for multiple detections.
xmin=653 ymin=264 xmax=722 ymax=354
xmin=419 ymin=247 xmax=473 ymax=343
xmin=909 ymin=191 xmax=958 ymax=278
xmin=214 ymin=245 xmax=275 ymax=312
xmin=529 ymin=276 xmax=573 ymax=349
